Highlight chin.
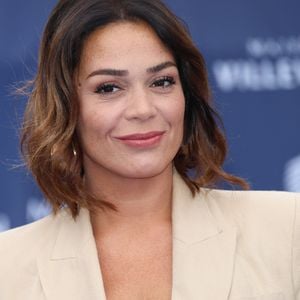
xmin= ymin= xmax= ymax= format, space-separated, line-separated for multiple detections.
xmin=120 ymin=162 xmax=172 ymax=179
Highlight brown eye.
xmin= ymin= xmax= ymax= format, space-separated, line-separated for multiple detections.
xmin=151 ymin=76 xmax=175 ymax=88
xmin=95 ymin=83 xmax=121 ymax=94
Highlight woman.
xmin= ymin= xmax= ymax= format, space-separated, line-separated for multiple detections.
xmin=0 ymin=0 xmax=299 ymax=299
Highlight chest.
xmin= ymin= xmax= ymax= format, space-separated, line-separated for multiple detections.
xmin=96 ymin=230 xmax=172 ymax=300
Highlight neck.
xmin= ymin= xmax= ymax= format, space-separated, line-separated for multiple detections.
xmin=86 ymin=165 xmax=173 ymax=234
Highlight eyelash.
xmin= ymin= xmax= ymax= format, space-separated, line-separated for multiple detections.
xmin=150 ymin=76 xmax=176 ymax=88
xmin=95 ymin=83 xmax=120 ymax=94
xmin=94 ymin=76 xmax=176 ymax=95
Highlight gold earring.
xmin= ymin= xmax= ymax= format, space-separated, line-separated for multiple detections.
xmin=72 ymin=145 xmax=77 ymax=156
xmin=50 ymin=145 xmax=57 ymax=157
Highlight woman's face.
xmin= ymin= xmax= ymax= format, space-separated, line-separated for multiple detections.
xmin=76 ymin=21 xmax=185 ymax=181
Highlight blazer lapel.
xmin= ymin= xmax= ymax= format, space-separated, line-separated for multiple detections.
xmin=36 ymin=172 xmax=236 ymax=300
xmin=172 ymin=173 xmax=237 ymax=300
xmin=37 ymin=209 xmax=106 ymax=300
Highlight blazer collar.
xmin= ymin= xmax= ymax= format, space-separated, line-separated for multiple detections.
xmin=172 ymin=172 xmax=237 ymax=300
xmin=37 ymin=209 xmax=106 ymax=300
xmin=37 ymin=172 xmax=237 ymax=300
xmin=172 ymin=172 xmax=223 ymax=243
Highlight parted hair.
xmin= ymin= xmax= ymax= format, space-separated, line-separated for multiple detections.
xmin=21 ymin=0 xmax=248 ymax=218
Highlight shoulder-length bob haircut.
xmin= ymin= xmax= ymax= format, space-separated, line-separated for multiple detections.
xmin=21 ymin=0 xmax=248 ymax=218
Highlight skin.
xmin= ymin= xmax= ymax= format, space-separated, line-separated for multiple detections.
xmin=76 ymin=21 xmax=185 ymax=299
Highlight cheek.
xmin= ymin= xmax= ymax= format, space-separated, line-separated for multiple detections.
xmin=165 ymin=95 xmax=185 ymax=128
xmin=77 ymin=107 xmax=111 ymax=143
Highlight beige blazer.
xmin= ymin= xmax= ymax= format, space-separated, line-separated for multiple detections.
xmin=0 ymin=172 xmax=299 ymax=300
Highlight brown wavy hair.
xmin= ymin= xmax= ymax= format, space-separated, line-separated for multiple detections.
xmin=21 ymin=0 xmax=248 ymax=218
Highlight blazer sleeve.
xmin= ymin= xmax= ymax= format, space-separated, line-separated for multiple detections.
xmin=293 ymin=193 xmax=300 ymax=299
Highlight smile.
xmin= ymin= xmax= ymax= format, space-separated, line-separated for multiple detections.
xmin=115 ymin=131 xmax=165 ymax=148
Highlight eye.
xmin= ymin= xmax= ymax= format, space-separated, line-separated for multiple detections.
xmin=94 ymin=83 xmax=121 ymax=94
xmin=151 ymin=76 xmax=176 ymax=88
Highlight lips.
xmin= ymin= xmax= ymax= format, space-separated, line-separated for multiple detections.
xmin=115 ymin=131 xmax=165 ymax=147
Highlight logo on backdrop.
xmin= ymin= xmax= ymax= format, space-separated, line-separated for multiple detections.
xmin=212 ymin=35 xmax=300 ymax=92
xmin=283 ymin=154 xmax=300 ymax=192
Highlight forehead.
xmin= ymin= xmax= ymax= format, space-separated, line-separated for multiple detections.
xmin=78 ymin=21 xmax=174 ymax=74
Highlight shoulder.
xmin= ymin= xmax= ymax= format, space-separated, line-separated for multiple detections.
xmin=0 ymin=209 xmax=68 ymax=282
xmin=200 ymin=189 xmax=299 ymax=255
xmin=197 ymin=189 xmax=299 ymax=251
xmin=204 ymin=188 xmax=298 ymax=206
xmin=201 ymin=189 xmax=300 ymax=292
xmin=0 ymin=210 xmax=65 ymax=252
xmin=202 ymin=189 xmax=298 ymax=226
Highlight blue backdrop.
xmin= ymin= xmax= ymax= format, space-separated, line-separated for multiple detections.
xmin=1 ymin=0 xmax=299 ymax=231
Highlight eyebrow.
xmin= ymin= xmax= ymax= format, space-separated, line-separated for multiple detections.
xmin=86 ymin=69 xmax=128 ymax=79
xmin=146 ymin=61 xmax=177 ymax=73
xmin=86 ymin=61 xmax=177 ymax=79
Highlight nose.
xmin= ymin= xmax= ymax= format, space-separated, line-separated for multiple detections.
xmin=124 ymin=86 xmax=157 ymax=121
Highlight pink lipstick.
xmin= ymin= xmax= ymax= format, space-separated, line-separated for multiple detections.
xmin=115 ymin=131 xmax=165 ymax=148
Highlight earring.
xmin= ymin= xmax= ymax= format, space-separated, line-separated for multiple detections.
xmin=50 ymin=145 xmax=57 ymax=157
xmin=72 ymin=144 xmax=77 ymax=156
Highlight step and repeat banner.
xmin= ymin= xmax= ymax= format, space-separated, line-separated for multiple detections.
xmin=0 ymin=0 xmax=299 ymax=231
